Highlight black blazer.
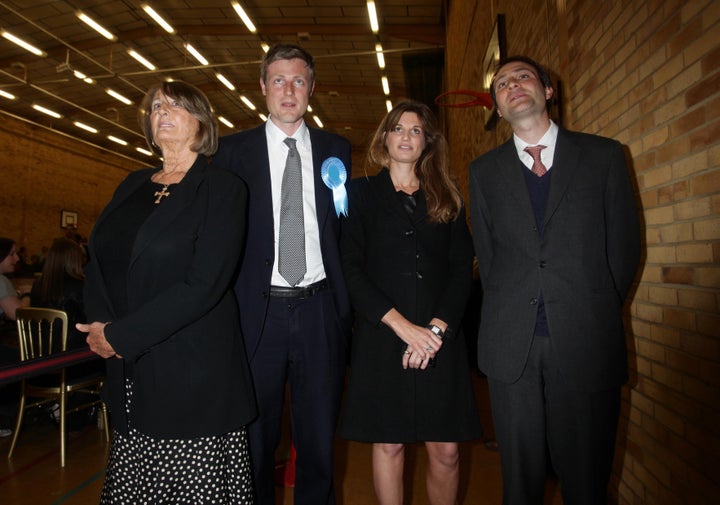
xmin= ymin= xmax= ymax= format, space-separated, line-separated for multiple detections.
xmin=469 ymin=128 xmax=641 ymax=391
xmin=84 ymin=156 xmax=256 ymax=438
xmin=214 ymin=124 xmax=353 ymax=359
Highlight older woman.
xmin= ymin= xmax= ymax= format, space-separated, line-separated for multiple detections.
xmin=0 ymin=238 xmax=30 ymax=321
xmin=339 ymin=100 xmax=482 ymax=505
xmin=77 ymin=81 xmax=256 ymax=503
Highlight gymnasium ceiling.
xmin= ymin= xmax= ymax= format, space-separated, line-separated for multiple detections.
xmin=0 ymin=0 xmax=446 ymax=166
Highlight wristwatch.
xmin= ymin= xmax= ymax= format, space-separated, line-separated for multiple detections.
xmin=426 ymin=324 xmax=444 ymax=339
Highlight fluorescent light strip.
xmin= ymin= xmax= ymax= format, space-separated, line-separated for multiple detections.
xmin=232 ymin=2 xmax=257 ymax=33
xmin=313 ymin=115 xmax=323 ymax=128
xmin=216 ymin=73 xmax=235 ymax=91
xmin=73 ymin=70 xmax=95 ymax=84
xmin=367 ymin=2 xmax=379 ymax=33
xmin=240 ymin=95 xmax=256 ymax=110
xmin=136 ymin=147 xmax=154 ymax=156
xmin=261 ymin=42 xmax=270 ymax=53
xmin=77 ymin=12 xmax=116 ymax=40
xmin=0 ymin=89 xmax=16 ymax=100
xmin=259 ymin=113 xmax=268 ymax=122
xmin=142 ymin=4 xmax=175 ymax=33
xmin=108 ymin=135 xmax=128 ymax=146
xmin=185 ymin=43 xmax=209 ymax=65
xmin=218 ymin=116 xmax=234 ymax=128
xmin=307 ymin=105 xmax=313 ymax=112
xmin=106 ymin=89 xmax=133 ymax=105
xmin=381 ymin=76 xmax=390 ymax=95
xmin=1 ymin=30 xmax=47 ymax=57
xmin=73 ymin=121 xmax=97 ymax=133
xmin=385 ymin=99 xmax=393 ymax=112
xmin=375 ymin=44 xmax=385 ymax=69
xmin=128 ymin=49 xmax=156 ymax=71
xmin=32 ymin=104 xmax=62 ymax=118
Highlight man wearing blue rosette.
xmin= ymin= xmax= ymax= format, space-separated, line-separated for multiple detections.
xmin=213 ymin=43 xmax=352 ymax=505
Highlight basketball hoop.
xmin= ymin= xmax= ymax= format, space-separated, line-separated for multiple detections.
xmin=434 ymin=90 xmax=493 ymax=109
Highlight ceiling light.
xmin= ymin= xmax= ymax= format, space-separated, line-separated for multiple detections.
xmin=1 ymin=30 xmax=47 ymax=57
xmin=0 ymin=89 xmax=16 ymax=100
xmin=259 ymin=113 xmax=268 ymax=122
xmin=185 ymin=43 xmax=209 ymax=65
xmin=381 ymin=76 xmax=390 ymax=95
xmin=313 ymin=115 xmax=324 ymax=128
xmin=261 ymin=42 xmax=270 ymax=53
xmin=73 ymin=70 xmax=95 ymax=84
xmin=240 ymin=95 xmax=256 ymax=110
xmin=375 ymin=44 xmax=385 ymax=69
xmin=216 ymin=73 xmax=235 ymax=91
xmin=108 ymin=135 xmax=128 ymax=146
xmin=32 ymin=104 xmax=62 ymax=118
xmin=141 ymin=4 xmax=175 ymax=34
xmin=136 ymin=147 xmax=153 ymax=156
xmin=218 ymin=116 xmax=234 ymax=128
xmin=106 ymin=89 xmax=133 ymax=105
xmin=76 ymin=12 xmax=116 ymax=41
xmin=307 ymin=105 xmax=313 ymax=112
xmin=73 ymin=121 xmax=97 ymax=133
xmin=367 ymin=2 xmax=379 ymax=33
xmin=232 ymin=2 xmax=257 ymax=33
xmin=385 ymin=99 xmax=393 ymax=112
xmin=128 ymin=49 xmax=156 ymax=71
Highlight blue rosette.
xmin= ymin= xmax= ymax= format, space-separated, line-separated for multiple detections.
xmin=321 ymin=157 xmax=349 ymax=217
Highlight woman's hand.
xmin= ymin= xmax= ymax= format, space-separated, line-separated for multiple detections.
xmin=381 ymin=309 xmax=443 ymax=370
xmin=76 ymin=322 xmax=121 ymax=359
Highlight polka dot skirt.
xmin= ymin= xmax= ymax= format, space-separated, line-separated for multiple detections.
xmin=100 ymin=381 xmax=254 ymax=504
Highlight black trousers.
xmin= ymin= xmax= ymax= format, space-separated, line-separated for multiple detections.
xmin=247 ymin=290 xmax=346 ymax=505
xmin=488 ymin=336 xmax=620 ymax=505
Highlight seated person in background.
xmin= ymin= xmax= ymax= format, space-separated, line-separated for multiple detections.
xmin=31 ymin=237 xmax=88 ymax=349
xmin=0 ymin=237 xmax=30 ymax=322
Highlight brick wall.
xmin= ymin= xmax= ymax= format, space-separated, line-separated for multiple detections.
xmin=446 ymin=0 xmax=719 ymax=503
xmin=0 ymin=114 xmax=147 ymax=256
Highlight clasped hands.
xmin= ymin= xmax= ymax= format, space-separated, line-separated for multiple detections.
xmin=76 ymin=322 xmax=122 ymax=359
xmin=400 ymin=318 xmax=446 ymax=370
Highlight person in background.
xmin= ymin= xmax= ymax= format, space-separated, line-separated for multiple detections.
xmin=339 ymin=100 xmax=482 ymax=505
xmin=468 ymin=56 xmax=641 ymax=504
xmin=0 ymin=237 xmax=30 ymax=321
xmin=213 ymin=43 xmax=352 ymax=505
xmin=76 ymin=80 xmax=256 ymax=504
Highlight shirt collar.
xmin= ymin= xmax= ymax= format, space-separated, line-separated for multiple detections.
xmin=513 ymin=120 xmax=559 ymax=154
xmin=265 ymin=118 xmax=310 ymax=150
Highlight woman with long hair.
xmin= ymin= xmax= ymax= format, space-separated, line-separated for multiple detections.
xmin=339 ymin=100 xmax=482 ymax=504
xmin=0 ymin=238 xmax=29 ymax=321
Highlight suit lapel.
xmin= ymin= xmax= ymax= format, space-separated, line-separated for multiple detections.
xmin=544 ymin=129 xmax=579 ymax=227
xmin=310 ymin=128 xmax=333 ymax=233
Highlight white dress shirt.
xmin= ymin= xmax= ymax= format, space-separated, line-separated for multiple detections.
xmin=513 ymin=120 xmax=559 ymax=172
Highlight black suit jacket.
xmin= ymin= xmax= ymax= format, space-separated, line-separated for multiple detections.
xmin=469 ymin=128 xmax=641 ymax=391
xmin=214 ymin=124 xmax=352 ymax=359
xmin=84 ymin=156 xmax=257 ymax=438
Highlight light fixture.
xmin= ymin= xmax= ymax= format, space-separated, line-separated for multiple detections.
xmin=108 ymin=135 xmax=128 ymax=146
xmin=259 ymin=113 xmax=268 ymax=122
xmin=240 ymin=95 xmax=256 ymax=110
xmin=367 ymin=2 xmax=379 ymax=34
xmin=261 ymin=42 xmax=270 ymax=53
xmin=218 ymin=116 xmax=234 ymax=128
xmin=216 ymin=73 xmax=235 ymax=91
xmin=76 ymin=12 xmax=116 ymax=41
xmin=0 ymin=89 xmax=16 ymax=100
xmin=141 ymin=4 xmax=175 ymax=33
xmin=185 ymin=43 xmax=209 ymax=65
xmin=136 ymin=146 xmax=153 ymax=156
xmin=32 ymin=104 xmax=62 ymax=118
xmin=73 ymin=121 xmax=98 ymax=133
xmin=313 ymin=115 xmax=324 ymax=128
xmin=128 ymin=49 xmax=157 ymax=71
xmin=375 ymin=43 xmax=385 ymax=69
xmin=72 ymin=70 xmax=95 ymax=84
xmin=1 ymin=30 xmax=47 ymax=57
xmin=232 ymin=2 xmax=257 ymax=33
xmin=307 ymin=104 xmax=313 ymax=112
xmin=385 ymin=99 xmax=393 ymax=112
xmin=381 ymin=76 xmax=390 ymax=95
xmin=106 ymin=89 xmax=133 ymax=105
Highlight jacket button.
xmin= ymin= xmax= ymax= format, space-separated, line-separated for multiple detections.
xmin=405 ymin=229 xmax=414 ymax=236
xmin=416 ymin=271 xmax=423 ymax=279
xmin=530 ymin=298 xmax=538 ymax=305
xmin=539 ymin=260 xmax=546 ymax=268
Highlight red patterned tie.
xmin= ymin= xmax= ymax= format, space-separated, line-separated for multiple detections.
xmin=524 ymin=145 xmax=548 ymax=177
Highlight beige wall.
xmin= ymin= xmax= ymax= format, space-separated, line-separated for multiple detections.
xmin=445 ymin=0 xmax=719 ymax=503
xmin=0 ymin=115 xmax=146 ymax=255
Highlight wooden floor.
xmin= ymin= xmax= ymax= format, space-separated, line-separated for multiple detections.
xmin=0 ymin=375 xmax=563 ymax=504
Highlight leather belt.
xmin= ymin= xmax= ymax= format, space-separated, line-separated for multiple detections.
xmin=269 ymin=279 xmax=328 ymax=298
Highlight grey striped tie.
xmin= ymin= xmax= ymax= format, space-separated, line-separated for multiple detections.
xmin=278 ymin=137 xmax=306 ymax=286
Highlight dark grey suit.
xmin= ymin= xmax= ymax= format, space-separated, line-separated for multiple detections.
xmin=469 ymin=128 xmax=641 ymax=504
